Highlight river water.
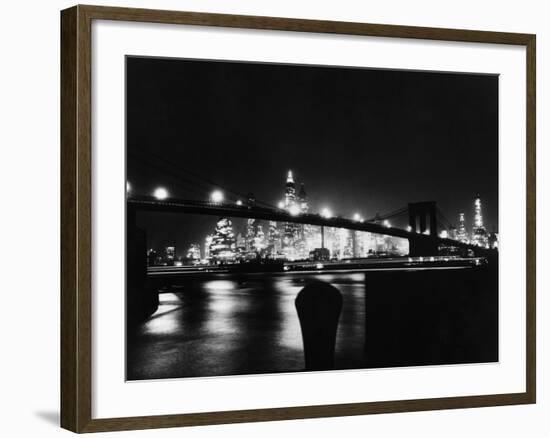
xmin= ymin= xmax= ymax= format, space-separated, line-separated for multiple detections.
xmin=127 ymin=272 xmax=367 ymax=380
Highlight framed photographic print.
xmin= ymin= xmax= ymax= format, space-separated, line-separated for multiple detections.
xmin=60 ymin=5 xmax=536 ymax=433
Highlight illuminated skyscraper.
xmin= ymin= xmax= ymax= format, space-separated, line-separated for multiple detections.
xmin=235 ymin=232 xmax=246 ymax=258
xmin=336 ymin=228 xmax=354 ymax=259
xmin=164 ymin=246 xmax=175 ymax=262
xmin=284 ymin=170 xmax=297 ymax=209
xmin=253 ymin=224 xmax=266 ymax=254
xmin=186 ymin=243 xmax=201 ymax=261
xmin=209 ymin=218 xmax=236 ymax=262
xmin=471 ymin=194 xmax=489 ymax=248
xmin=245 ymin=218 xmax=256 ymax=253
xmin=267 ymin=221 xmax=282 ymax=257
xmin=283 ymin=171 xmax=299 ymax=255
xmin=474 ymin=194 xmax=483 ymax=228
xmin=204 ymin=235 xmax=213 ymax=259
xmin=457 ymin=212 xmax=469 ymax=243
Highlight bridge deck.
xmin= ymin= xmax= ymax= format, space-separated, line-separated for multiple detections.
xmin=127 ymin=195 xmax=488 ymax=253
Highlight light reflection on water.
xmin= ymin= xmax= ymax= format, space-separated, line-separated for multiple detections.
xmin=134 ymin=273 xmax=366 ymax=378
xmin=142 ymin=293 xmax=182 ymax=335
xmin=197 ymin=273 xmax=366 ymax=353
xmin=204 ymin=280 xmax=252 ymax=335
xmin=272 ymin=277 xmax=304 ymax=351
xmin=203 ymin=279 xmax=238 ymax=292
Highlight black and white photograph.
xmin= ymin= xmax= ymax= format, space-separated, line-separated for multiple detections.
xmin=125 ymin=56 xmax=499 ymax=381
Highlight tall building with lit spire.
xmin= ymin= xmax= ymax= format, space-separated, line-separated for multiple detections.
xmin=471 ymin=193 xmax=489 ymax=248
xmin=282 ymin=171 xmax=299 ymax=259
xmin=474 ymin=194 xmax=483 ymax=228
xmin=456 ymin=212 xmax=469 ymax=243
xmin=284 ymin=170 xmax=296 ymax=209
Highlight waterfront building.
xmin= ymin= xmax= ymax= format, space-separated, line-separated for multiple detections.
xmin=164 ymin=246 xmax=175 ymax=263
xmin=266 ymin=221 xmax=282 ymax=257
xmin=305 ymin=225 xmax=322 ymax=255
xmin=186 ymin=243 xmax=201 ymax=261
xmin=245 ymin=218 xmax=256 ymax=254
xmin=204 ymin=235 xmax=213 ymax=259
xmin=209 ymin=218 xmax=236 ymax=263
xmin=235 ymin=232 xmax=246 ymax=259
xmin=253 ymin=224 xmax=266 ymax=254
xmin=309 ymin=247 xmax=330 ymax=261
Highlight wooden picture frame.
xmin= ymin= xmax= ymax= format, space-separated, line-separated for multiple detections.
xmin=61 ymin=4 xmax=536 ymax=433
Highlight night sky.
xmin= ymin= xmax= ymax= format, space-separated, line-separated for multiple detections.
xmin=127 ymin=56 xmax=498 ymax=254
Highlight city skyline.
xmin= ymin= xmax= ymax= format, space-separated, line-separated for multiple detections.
xmin=141 ymin=170 xmax=496 ymax=263
xmin=127 ymin=56 xmax=499 ymax=246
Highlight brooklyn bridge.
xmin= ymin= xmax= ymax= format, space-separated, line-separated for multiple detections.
xmin=127 ymin=194 xmax=493 ymax=259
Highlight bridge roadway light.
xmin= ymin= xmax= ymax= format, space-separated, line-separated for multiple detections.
xmin=153 ymin=187 xmax=169 ymax=200
xmin=236 ymin=200 xmax=243 ymax=206
xmin=384 ymin=220 xmax=391 ymax=228
xmin=353 ymin=213 xmax=362 ymax=222
xmin=126 ymin=181 xmax=131 ymax=194
xmin=321 ymin=207 xmax=333 ymax=219
xmin=289 ymin=205 xmax=300 ymax=216
xmin=210 ymin=190 xmax=224 ymax=203
xmin=277 ymin=201 xmax=285 ymax=209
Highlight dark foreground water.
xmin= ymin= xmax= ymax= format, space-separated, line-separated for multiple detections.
xmin=127 ymin=272 xmax=367 ymax=380
xmin=127 ymin=265 xmax=498 ymax=380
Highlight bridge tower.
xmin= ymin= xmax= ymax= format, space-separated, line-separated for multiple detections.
xmin=408 ymin=201 xmax=438 ymax=256
xmin=408 ymin=201 xmax=437 ymax=236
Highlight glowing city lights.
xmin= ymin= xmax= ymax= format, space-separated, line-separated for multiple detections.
xmin=321 ymin=207 xmax=333 ymax=219
xmin=287 ymin=170 xmax=294 ymax=183
xmin=144 ymin=169 xmax=496 ymax=270
xmin=153 ymin=187 xmax=169 ymax=200
xmin=289 ymin=204 xmax=301 ymax=216
xmin=471 ymin=194 xmax=489 ymax=247
xmin=210 ymin=190 xmax=224 ymax=203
